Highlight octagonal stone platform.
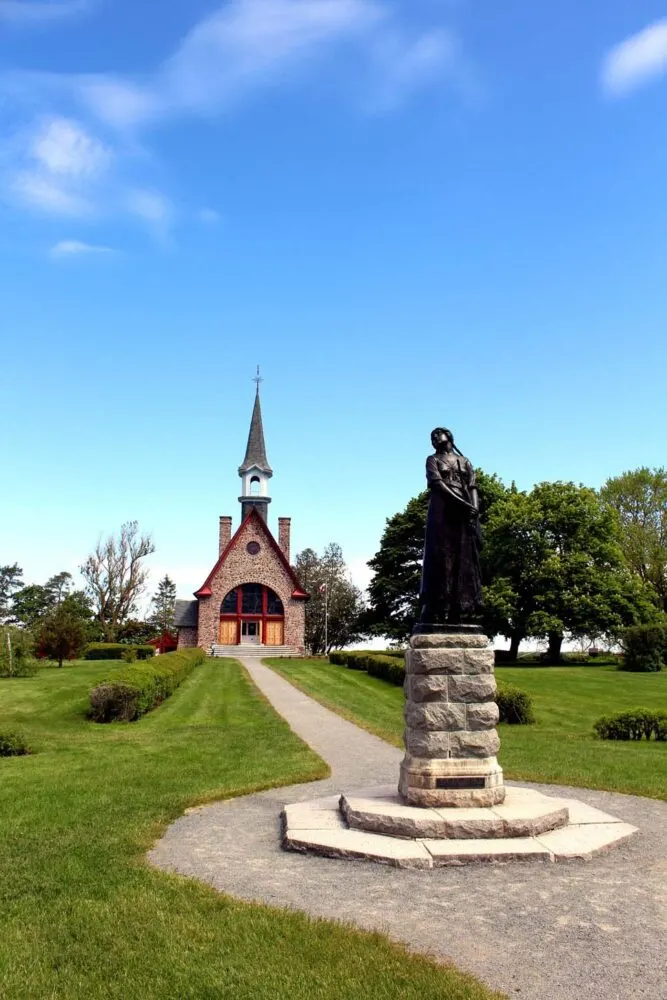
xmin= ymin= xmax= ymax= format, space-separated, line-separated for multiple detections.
xmin=282 ymin=785 xmax=637 ymax=868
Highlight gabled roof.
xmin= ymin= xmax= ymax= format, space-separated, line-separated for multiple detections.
xmin=194 ymin=509 xmax=308 ymax=600
xmin=174 ymin=599 xmax=198 ymax=628
xmin=239 ymin=387 xmax=272 ymax=476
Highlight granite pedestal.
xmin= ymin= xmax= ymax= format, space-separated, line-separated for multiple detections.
xmin=399 ymin=632 xmax=505 ymax=808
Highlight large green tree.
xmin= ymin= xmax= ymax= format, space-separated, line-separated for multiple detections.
xmin=294 ymin=543 xmax=365 ymax=654
xmin=80 ymin=522 xmax=155 ymax=642
xmin=601 ymin=467 xmax=667 ymax=611
xmin=35 ymin=598 xmax=88 ymax=668
xmin=484 ymin=481 xmax=657 ymax=662
xmin=364 ymin=471 xmax=507 ymax=642
xmin=12 ymin=572 xmax=92 ymax=630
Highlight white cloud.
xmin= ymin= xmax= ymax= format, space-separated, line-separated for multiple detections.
xmin=11 ymin=171 xmax=91 ymax=215
xmin=1 ymin=1 xmax=466 ymax=235
xmin=0 ymin=0 xmax=91 ymax=25
xmin=126 ymin=188 xmax=172 ymax=225
xmin=31 ymin=115 xmax=110 ymax=177
xmin=6 ymin=115 xmax=109 ymax=216
xmin=197 ymin=207 xmax=220 ymax=225
xmin=602 ymin=19 xmax=667 ymax=96
xmin=50 ymin=239 xmax=113 ymax=256
xmin=50 ymin=0 xmax=454 ymax=129
xmin=367 ymin=27 xmax=456 ymax=111
xmin=159 ymin=0 xmax=384 ymax=118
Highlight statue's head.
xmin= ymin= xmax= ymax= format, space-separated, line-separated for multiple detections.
xmin=431 ymin=427 xmax=454 ymax=452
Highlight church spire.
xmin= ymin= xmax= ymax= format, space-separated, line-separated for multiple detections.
xmin=239 ymin=376 xmax=272 ymax=475
xmin=238 ymin=369 xmax=272 ymax=522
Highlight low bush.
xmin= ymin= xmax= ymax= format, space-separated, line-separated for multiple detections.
xmin=594 ymin=709 xmax=667 ymax=741
xmin=620 ymin=624 xmax=667 ymax=673
xmin=89 ymin=648 xmax=205 ymax=722
xmin=84 ymin=643 xmax=155 ymax=661
xmin=0 ymin=731 xmax=29 ymax=756
xmin=496 ymin=684 xmax=535 ymax=725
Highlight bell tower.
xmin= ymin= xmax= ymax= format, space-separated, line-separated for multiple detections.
xmin=238 ymin=369 xmax=273 ymax=522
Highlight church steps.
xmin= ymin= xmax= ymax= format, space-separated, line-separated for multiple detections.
xmin=209 ymin=644 xmax=301 ymax=658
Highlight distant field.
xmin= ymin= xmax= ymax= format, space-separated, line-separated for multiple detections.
xmin=265 ymin=658 xmax=667 ymax=800
xmin=0 ymin=658 xmax=501 ymax=1000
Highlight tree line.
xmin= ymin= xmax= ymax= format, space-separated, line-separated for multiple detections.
xmin=363 ymin=467 xmax=667 ymax=662
xmin=0 ymin=522 xmax=176 ymax=667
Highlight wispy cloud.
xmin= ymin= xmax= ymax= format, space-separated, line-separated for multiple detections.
xmin=197 ymin=207 xmax=221 ymax=225
xmin=0 ymin=0 xmax=91 ymax=25
xmin=7 ymin=115 xmax=110 ymax=216
xmin=50 ymin=238 xmax=113 ymax=256
xmin=42 ymin=0 xmax=460 ymax=130
xmin=2 ymin=0 xmax=469 ymax=240
xmin=602 ymin=19 xmax=667 ymax=96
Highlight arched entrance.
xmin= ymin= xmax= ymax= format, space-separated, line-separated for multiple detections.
xmin=218 ymin=584 xmax=285 ymax=646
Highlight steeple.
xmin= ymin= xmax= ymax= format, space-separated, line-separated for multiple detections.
xmin=238 ymin=371 xmax=273 ymax=522
xmin=239 ymin=385 xmax=273 ymax=476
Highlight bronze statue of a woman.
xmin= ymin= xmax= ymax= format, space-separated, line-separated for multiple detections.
xmin=418 ymin=427 xmax=484 ymax=628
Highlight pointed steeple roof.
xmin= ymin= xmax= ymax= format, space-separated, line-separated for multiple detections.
xmin=239 ymin=386 xmax=273 ymax=475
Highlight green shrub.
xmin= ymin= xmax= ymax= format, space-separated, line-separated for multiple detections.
xmin=328 ymin=651 xmax=347 ymax=665
xmin=0 ymin=730 xmax=29 ymax=756
xmin=496 ymin=684 xmax=535 ymax=725
xmin=121 ymin=647 xmax=137 ymax=664
xmin=594 ymin=709 xmax=667 ymax=741
xmin=84 ymin=643 xmax=154 ymax=661
xmin=89 ymin=648 xmax=205 ymax=722
xmin=620 ymin=624 xmax=667 ymax=672
xmin=364 ymin=654 xmax=405 ymax=686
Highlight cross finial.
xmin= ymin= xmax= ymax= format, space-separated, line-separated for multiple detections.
xmin=252 ymin=365 xmax=263 ymax=391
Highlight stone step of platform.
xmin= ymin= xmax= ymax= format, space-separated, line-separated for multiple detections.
xmin=210 ymin=644 xmax=300 ymax=658
xmin=341 ymin=785 xmax=570 ymax=840
xmin=281 ymin=788 xmax=637 ymax=869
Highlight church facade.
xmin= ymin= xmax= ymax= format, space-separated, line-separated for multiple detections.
xmin=174 ymin=387 xmax=308 ymax=654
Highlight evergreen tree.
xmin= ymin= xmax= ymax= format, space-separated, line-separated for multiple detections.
xmin=148 ymin=575 xmax=177 ymax=637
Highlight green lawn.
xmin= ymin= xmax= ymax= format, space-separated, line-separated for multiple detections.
xmin=0 ymin=658 xmax=502 ymax=1000
xmin=265 ymin=658 xmax=667 ymax=801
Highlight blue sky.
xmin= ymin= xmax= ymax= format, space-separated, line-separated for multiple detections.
xmin=1 ymin=0 xmax=666 ymax=602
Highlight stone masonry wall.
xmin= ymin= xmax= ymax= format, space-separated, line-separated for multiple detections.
xmin=278 ymin=518 xmax=291 ymax=561
xmin=219 ymin=516 xmax=232 ymax=554
xmin=177 ymin=627 xmax=198 ymax=649
xmin=197 ymin=516 xmax=306 ymax=652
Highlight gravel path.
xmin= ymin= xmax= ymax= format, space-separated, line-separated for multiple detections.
xmin=149 ymin=657 xmax=667 ymax=1000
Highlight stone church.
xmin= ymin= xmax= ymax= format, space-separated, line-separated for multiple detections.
xmin=174 ymin=386 xmax=308 ymax=654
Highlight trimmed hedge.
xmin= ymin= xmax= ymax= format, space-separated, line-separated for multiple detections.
xmin=329 ymin=651 xmax=405 ymax=685
xmin=496 ymin=684 xmax=535 ymax=725
xmin=330 ymin=650 xmax=535 ymax=725
xmin=594 ymin=709 xmax=667 ymax=742
xmin=89 ymin=648 xmax=205 ymax=722
xmin=84 ymin=643 xmax=155 ymax=661
xmin=620 ymin=624 xmax=667 ymax=673
xmin=0 ymin=730 xmax=29 ymax=756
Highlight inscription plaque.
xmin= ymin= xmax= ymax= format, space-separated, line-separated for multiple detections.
xmin=435 ymin=777 xmax=486 ymax=790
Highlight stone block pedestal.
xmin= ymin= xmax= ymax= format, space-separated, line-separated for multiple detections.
xmin=398 ymin=632 xmax=505 ymax=808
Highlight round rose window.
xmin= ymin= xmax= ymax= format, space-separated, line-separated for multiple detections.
xmin=246 ymin=542 xmax=261 ymax=555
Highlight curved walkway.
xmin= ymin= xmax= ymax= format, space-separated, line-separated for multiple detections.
xmin=149 ymin=657 xmax=667 ymax=1000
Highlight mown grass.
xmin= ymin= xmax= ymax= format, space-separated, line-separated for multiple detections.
xmin=0 ymin=658 xmax=502 ymax=1000
xmin=265 ymin=658 xmax=667 ymax=801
